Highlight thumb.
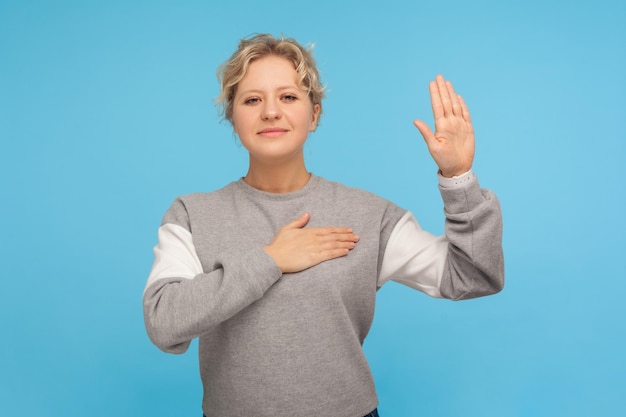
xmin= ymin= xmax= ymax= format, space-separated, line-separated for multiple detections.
xmin=283 ymin=212 xmax=310 ymax=230
xmin=413 ymin=120 xmax=434 ymax=144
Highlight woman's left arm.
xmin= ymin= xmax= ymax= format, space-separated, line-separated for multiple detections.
xmin=378 ymin=75 xmax=504 ymax=299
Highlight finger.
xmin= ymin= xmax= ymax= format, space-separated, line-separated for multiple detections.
xmin=429 ymin=80 xmax=444 ymax=120
xmin=458 ymin=95 xmax=472 ymax=123
xmin=413 ymin=120 xmax=435 ymax=144
xmin=311 ymin=226 xmax=354 ymax=235
xmin=436 ymin=75 xmax=453 ymax=117
xmin=326 ymin=232 xmax=359 ymax=243
xmin=313 ymin=230 xmax=359 ymax=244
xmin=446 ymin=80 xmax=462 ymax=117
xmin=283 ymin=212 xmax=310 ymax=230
xmin=328 ymin=232 xmax=359 ymax=242
xmin=319 ymin=239 xmax=357 ymax=251
xmin=319 ymin=242 xmax=359 ymax=260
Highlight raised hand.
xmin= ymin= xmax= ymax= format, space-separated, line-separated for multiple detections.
xmin=413 ymin=75 xmax=475 ymax=178
xmin=263 ymin=213 xmax=359 ymax=273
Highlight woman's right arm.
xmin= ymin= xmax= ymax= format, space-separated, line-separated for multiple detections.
xmin=142 ymin=221 xmax=282 ymax=354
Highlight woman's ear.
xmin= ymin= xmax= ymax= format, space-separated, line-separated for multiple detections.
xmin=309 ymin=104 xmax=321 ymax=131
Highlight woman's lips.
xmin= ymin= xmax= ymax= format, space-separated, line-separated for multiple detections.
xmin=258 ymin=128 xmax=288 ymax=138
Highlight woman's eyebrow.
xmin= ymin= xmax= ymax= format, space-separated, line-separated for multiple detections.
xmin=237 ymin=85 xmax=302 ymax=95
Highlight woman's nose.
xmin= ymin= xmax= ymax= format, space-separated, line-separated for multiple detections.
xmin=261 ymin=101 xmax=281 ymax=120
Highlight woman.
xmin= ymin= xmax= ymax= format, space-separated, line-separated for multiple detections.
xmin=143 ymin=34 xmax=504 ymax=417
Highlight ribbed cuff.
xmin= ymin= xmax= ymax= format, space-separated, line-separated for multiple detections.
xmin=437 ymin=169 xmax=474 ymax=188
xmin=439 ymin=173 xmax=484 ymax=214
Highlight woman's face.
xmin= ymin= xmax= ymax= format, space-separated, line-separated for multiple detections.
xmin=232 ymin=55 xmax=320 ymax=165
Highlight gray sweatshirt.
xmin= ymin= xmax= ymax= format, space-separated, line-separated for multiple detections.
xmin=143 ymin=173 xmax=504 ymax=417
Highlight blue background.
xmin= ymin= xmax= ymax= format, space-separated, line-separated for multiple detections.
xmin=1 ymin=0 xmax=624 ymax=416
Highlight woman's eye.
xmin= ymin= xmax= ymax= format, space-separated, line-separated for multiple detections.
xmin=282 ymin=94 xmax=297 ymax=102
xmin=244 ymin=97 xmax=260 ymax=105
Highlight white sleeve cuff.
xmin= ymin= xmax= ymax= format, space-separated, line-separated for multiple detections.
xmin=438 ymin=169 xmax=474 ymax=188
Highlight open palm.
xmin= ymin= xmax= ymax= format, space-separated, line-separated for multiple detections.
xmin=413 ymin=75 xmax=475 ymax=178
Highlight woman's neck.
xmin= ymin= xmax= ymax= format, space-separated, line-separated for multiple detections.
xmin=243 ymin=160 xmax=311 ymax=194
